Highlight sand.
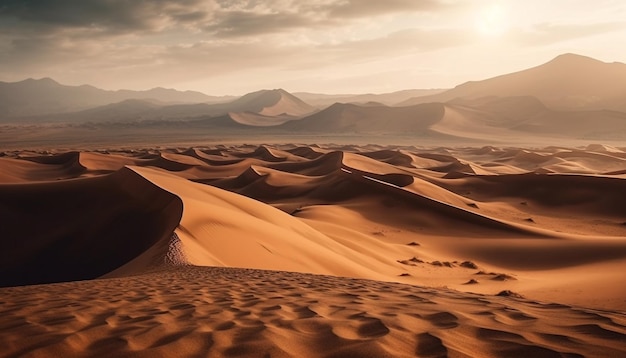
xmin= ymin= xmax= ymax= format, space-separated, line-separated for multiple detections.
xmin=1 ymin=144 xmax=626 ymax=357
xmin=3 ymin=266 xmax=626 ymax=358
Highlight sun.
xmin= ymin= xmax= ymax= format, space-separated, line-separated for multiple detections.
xmin=475 ymin=3 xmax=510 ymax=37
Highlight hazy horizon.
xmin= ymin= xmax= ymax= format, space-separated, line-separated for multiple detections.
xmin=1 ymin=0 xmax=625 ymax=96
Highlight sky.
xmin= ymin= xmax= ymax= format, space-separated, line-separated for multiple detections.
xmin=1 ymin=0 xmax=625 ymax=95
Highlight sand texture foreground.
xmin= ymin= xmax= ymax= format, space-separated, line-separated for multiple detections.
xmin=2 ymin=266 xmax=626 ymax=358
xmin=1 ymin=143 xmax=626 ymax=356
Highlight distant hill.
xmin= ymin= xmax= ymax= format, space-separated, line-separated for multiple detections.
xmin=4 ymin=53 xmax=626 ymax=143
xmin=277 ymin=94 xmax=626 ymax=141
xmin=399 ymin=54 xmax=626 ymax=111
xmin=136 ymin=88 xmax=316 ymax=121
xmin=14 ymin=88 xmax=317 ymax=125
xmin=295 ymin=89 xmax=446 ymax=107
xmin=228 ymin=89 xmax=315 ymax=117
xmin=281 ymin=102 xmax=444 ymax=133
xmin=0 ymin=78 xmax=233 ymax=118
xmin=428 ymin=99 xmax=626 ymax=142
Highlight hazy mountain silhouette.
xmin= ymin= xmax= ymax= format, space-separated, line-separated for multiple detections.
xmin=281 ymin=87 xmax=626 ymax=140
xmin=281 ymin=102 xmax=444 ymax=133
xmin=3 ymin=53 xmax=626 ymax=142
xmin=294 ymin=89 xmax=446 ymax=107
xmin=14 ymin=88 xmax=316 ymax=125
xmin=0 ymin=78 xmax=233 ymax=118
xmin=228 ymin=89 xmax=315 ymax=116
xmin=399 ymin=53 xmax=626 ymax=111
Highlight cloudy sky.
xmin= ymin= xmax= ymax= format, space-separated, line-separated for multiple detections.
xmin=1 ymin=0 xmax=625 ymax=95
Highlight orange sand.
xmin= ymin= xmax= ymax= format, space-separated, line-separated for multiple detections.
xmin=1 ymin=144 xmax=626 ymax=357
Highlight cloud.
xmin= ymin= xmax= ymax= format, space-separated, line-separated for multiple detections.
xmin=0 ymin=0 xmax=211 ymax=33
xmin=0 ymin=0 xmax=456 ymax=38
xmin=0 ymin=0 xmax=461 ymax=83
xmin=3 ymin=0 xmax=621 ymax=94
xmin=203 ymin=10 xmax=316 ymax=37
xmin=331 ymin=28 xmax=471 ymax=57
xmin=511 ymin=21 xmax=626 ymax=46
xmin=203 ymin=0 xmax=458 ymax=38
xmin=324 ymin=0 xmax=453 ymax=18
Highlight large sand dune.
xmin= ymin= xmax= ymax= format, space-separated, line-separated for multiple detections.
xmin=1 ymin=144 xmax=626 ymax=356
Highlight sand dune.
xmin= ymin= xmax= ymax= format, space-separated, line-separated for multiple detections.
xmin=1 ymin=144 xmax=626 ymax=356
xmin=228 ymin=89 xmax=316 ymax=118
xmin=229 ymin=111 xmax=296 ymax=126
xmin=227 ymin=89 xmax=317 ymax=126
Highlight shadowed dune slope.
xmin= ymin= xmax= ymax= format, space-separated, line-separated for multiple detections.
xmin=0 ymin=167 xmax=182 ymax=286
xmin=442 ymin=173 xmax=626 ymax=216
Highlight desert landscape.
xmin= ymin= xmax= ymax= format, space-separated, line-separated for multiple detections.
xmin=1 ymin=143 xmax=626 ymax=357
xmin=2 ymin=1 xmax=626 ymax=356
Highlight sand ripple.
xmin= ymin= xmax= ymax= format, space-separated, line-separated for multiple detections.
xmin=1 ymin=266 xmax=625 ymax=357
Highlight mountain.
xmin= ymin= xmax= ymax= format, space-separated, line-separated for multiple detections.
xmin=4 ymin=53 xmax=626 ymax=143
xmin=276 ymin=94 xmax=626 ymax=141
xmin=399 ymin=54 xmax=626 ymax=111
xmin=41 ymin=99 xmax=164 ymax=123
xmin=0 ymin=78 xmax=233 ymax=118
xmin=143 ymin=88 xmax=317 ymax=126
xmin=228 ymin=89 xmax=315 ymax=116
xmin=225 ymin=89 xmax=317 ymax=126
xmin=281 ymin=102 xmax=444 ymax=133
xmin=15 ymin=88 xmax=317 ymax=125
xmin=116 ymin=87 xmax=233 ymax=104
xmin=295 ymin=89 xmax=446 ymax=107
xmin=416 ymin=96 xmax=626 ymax=141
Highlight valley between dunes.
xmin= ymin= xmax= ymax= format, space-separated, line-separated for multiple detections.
xmin=1 ymin=143 xmax=626 ymax=357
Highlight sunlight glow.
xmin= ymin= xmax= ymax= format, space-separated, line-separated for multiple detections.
xmin=475 ymin=3 xmax=510 ymax=37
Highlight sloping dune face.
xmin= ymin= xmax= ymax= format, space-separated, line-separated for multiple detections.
xmin=0 ymin=167 xmax=182 ymax=286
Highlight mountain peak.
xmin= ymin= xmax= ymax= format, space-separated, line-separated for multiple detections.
xmin=399 ymin=53 xmax=626 ymax=111
xmin=547 ymin=53 xmax=604 ymax=66
xmin=229 ymin=88 xmax=314 ymax=117
xmin=20 ymin=77 xmax=60 ymax=86
xmin=247 ymin=88 xmax=289 ymax=96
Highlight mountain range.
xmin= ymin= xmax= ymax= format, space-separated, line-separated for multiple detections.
xmin=2 ymin=53 xmax=626 ymax=143
xmin=0 ymin=78 xmax=236 ymax=118
xmin=399 ymin=53 xmax=626 ymax=111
